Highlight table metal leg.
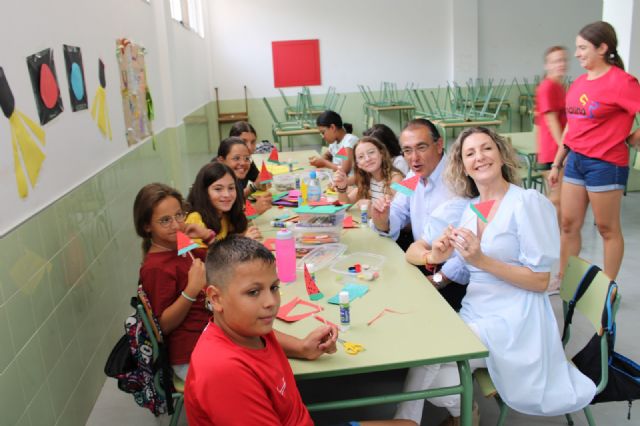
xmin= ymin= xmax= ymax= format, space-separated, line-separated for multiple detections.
xmin=457 ymin=360 xmax=473 ymax=426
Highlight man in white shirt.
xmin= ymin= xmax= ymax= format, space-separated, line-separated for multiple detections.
xmin=372 ymin=119 xmax=468 ymax=309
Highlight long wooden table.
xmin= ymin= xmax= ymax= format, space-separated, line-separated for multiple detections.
xmin=253 ymin=151 xmax=488 ymax=425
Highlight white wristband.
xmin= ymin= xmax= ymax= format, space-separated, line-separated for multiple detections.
xmin=181 ymin=291 xmax=196 ymax=302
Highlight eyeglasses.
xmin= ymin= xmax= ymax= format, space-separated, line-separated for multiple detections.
xmin=402 ymin=142 xmax=433 ymax=156
xmin=356 ymin=149 xmax=379 ymax=163
xmin=156 ymin=212 xmax=187 ymax=228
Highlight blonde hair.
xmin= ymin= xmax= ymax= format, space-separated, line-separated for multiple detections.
xmin=353 ymin=136 xmax=402 ymax=200
xmin=444 ymin=127 xmax=521 ymax=198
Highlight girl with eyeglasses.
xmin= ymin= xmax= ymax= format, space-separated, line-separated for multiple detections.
xmin=133 ymin=182 xmax=213 ymax=380
xmin=333 ymin=136 xmax=404 ymax=206
xmin=186 ymin=162 xmax=262 ymax=244
xmin=216 ymin=136 xmax=272 ymax=214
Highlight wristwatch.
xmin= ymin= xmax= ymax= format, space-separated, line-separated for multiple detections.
xmin=431 ymin=272 xmax=447 ymax=290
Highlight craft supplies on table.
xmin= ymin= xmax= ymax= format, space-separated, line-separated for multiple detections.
xmin=295 ymin=243 xmax=347 ymax=271
xmin=330 ymin=252 xmax=385 ymax=278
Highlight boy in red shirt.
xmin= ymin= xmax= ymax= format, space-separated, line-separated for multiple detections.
xmin=185 ymin=236 xmax=415 ymax=426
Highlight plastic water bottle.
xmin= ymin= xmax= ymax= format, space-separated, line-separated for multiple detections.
xmin=275 ymin=229 xmax=297 ymax=283
xmin=339 ymin=291 xmax=350 ymax=329
xmin=307 ymin=171 xmax=322 ymax=202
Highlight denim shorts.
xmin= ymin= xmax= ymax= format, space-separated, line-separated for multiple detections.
xmin=563 ymin=151 xmax=628 ymax=192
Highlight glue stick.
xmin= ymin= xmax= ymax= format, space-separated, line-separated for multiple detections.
xmin=339 ymin=291 xmax=350 ymax=329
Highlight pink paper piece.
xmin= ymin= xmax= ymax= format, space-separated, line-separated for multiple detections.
xmin=314 ymin=314 xmax=339 ymax=329
xmin=366 ymin=308 xmax=409 ymax=326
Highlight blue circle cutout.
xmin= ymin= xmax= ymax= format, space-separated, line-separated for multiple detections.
xmin=70 ymin=63 xmax=84 ymax=101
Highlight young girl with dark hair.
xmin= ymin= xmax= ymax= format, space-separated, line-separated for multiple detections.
xmin=548 ymin=21 xmax=640 ymax=284
xmin=229 ymin=121 xmax=261 ymax=187
xmin=363 ymin=123 xmax=409 ymax=175
xmin=310 ymin=110 xmax=358 ymax=174
xmin=333 ymin=136 xmax=404 ymax=206
xmin=133 ymin=183 xmax=212 ymax=380
xmin=186 ymin=162 xmax=262 ymax=243
xmin=216 ymin=136 xmax=272 ymax=214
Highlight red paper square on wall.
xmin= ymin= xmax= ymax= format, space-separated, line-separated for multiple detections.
xmin=272 ymin=39 xmax=321 ymax=88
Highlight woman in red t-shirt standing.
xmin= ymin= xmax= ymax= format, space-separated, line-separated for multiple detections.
xmin=549 ymin=21 xmax=640 ymax=282
xmin=535 ymin=46 xmax=567 ymax=224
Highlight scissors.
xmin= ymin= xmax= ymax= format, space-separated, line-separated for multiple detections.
xmin=337 ymin=338 xmax=365 ymax=355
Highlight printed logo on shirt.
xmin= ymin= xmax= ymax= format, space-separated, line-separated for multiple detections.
xmin=567 ymin=94 xmax=600 ymax=119
xmin=276 ymin=377 xmax=287 ymax=396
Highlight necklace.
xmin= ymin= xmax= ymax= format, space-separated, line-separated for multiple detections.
xmin=151 ymin=241 xmax=175 ymax=252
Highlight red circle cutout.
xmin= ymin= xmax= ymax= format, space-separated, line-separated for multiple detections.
xmin=39 ymin=64 xmax=59 ymax=109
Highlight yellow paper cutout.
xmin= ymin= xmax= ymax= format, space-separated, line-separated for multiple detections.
xmin=300 ymin=179 xmax=308 ymax=205
xmin=266 ymin=164 xmax=291 ymax=175
xmin=9 ymin=110 xmax=46 ymax=198
xmin=91 ymin=86 xmax=112 ymax=139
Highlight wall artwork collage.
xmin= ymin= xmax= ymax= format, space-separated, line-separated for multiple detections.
xmin=0 ymin=39 xmax=154 ymax=199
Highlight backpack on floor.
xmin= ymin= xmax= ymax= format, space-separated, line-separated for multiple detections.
xmin=104 ymin=285 xmax=175 ymax=416
xmin=563 ymin=265 xmax=640 ymax=419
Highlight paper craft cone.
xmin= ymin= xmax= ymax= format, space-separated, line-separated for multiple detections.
xmin=391 ymin=174 xmax=421 ymax=197
xmin=267 ymin=147 xmax=280 ymax=164
xmin=343 ymin=215 xmax=356 ymax=228
xmin=256 ymin=161 xmax=273 ymax=184
xmin=335 ymin=146 xmax=348 ymax=160
xmin=470 ymin=200 xmax=495 ymax=223
xmin=90 ymin=60 xmax=112 ymax=140
xmin=176 ymin=231 xmax=199 ymax=256
xmin=304 ymin=264 xmax=323 ymax=301
xmin=245 ymin=199 xmax=258 ymax=219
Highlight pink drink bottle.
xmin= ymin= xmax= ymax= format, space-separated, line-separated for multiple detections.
xmin=275 ymin=229 xmax=297 ymax=283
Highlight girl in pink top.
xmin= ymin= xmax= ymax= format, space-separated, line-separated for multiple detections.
xmin=535 ymin=46 xmax=567 ymax=225
xmin=548 ymin=21 xmax=640 ymax=282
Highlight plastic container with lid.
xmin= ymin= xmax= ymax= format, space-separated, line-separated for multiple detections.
xmin=296 ymin=243 xmax=347 ymax=270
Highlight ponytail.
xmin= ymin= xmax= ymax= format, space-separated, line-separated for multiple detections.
xmin=607 ymin=50 xmax=625 ymax=70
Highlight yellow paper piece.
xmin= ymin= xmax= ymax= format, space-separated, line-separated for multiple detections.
xmin=300 ymin=179 xmax=308 ymax=205
xmin=92 ymin=87 xmax=112 ymax=140
xmin=11 ymin=130 xmax=28 ymax=198
xmin=17 ymin=110 xmax=45 ymax=146
xmin=266 ymin=164 xmax=290 ymax=175
xmin=9 ymin=110 xmax=46 ymax=198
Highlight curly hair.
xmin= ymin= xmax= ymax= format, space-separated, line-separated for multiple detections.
xmin=444 ymin=127 xmax=521 ymax=198
xmin=353 ymin=136 xmax=402 ymax=200
xmin=186 ymin=162 xmax=248 ymax=235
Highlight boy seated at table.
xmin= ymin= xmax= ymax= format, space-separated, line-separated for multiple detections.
xmin=184 ymin=236 xmax=415 ymax=426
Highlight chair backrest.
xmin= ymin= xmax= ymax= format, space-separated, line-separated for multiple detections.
xmin=278 ymin=89 xmax=291 ymax=108
xmin=560 ymin=256 xmax=619 ymax=335
xmin=262 ymin=97 xmax=280 ymax=124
